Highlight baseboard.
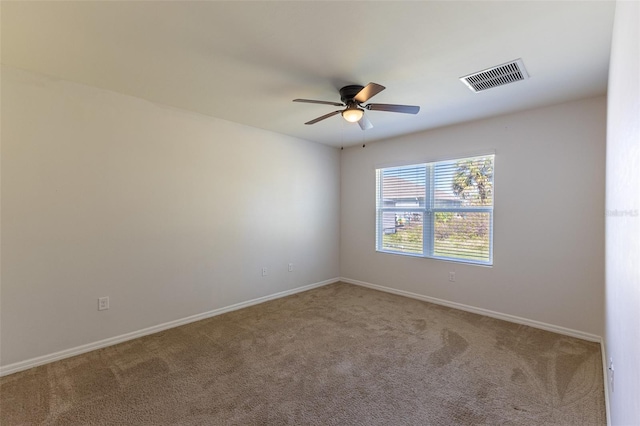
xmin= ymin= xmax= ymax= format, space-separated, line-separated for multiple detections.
xmin=0 ymin=278 xmax=339 ymax=377
xmin=340 ymin=277 xmax=602 ymax=343
xmin=2 ymin=277 xmax=602 ymax=377
xmin=601 ymin=339 xmax=611 ymax=426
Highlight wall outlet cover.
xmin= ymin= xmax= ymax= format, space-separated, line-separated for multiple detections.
xmin=98 ymin=297 xmax=109 ymax=311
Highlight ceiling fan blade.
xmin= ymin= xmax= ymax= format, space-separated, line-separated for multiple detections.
xmin=366 ymin=103 xmax=420 ymax=114
xmin=358 ymin=114 xmax=373 ymax=130
xmin=305 ymin=110 xmax=342 ymax=125
xmin=293 ymin=99 xmax=344 ymax=107
xmin=354 ymin=82 xmax=386 ymax=103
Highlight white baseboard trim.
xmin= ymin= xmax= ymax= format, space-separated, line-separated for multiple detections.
xmin=0 ymin=278 xmax=339 ymax=377
xmin=601 ymin=339 xmax=611 ymax=426
xmin=340 ymin=277 xmax=602 ymax=343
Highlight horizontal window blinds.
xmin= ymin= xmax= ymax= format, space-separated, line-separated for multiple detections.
xmin=376 ymin=155 xmax=494 ymax=265
xmin=380 ymin=165 xmax=426 ymax=208
xmin=434 ymin=157 xmax=494 ymax=208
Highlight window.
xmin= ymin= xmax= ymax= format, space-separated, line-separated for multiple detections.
xmin=376 ymin=154 xmax=494 ymax=265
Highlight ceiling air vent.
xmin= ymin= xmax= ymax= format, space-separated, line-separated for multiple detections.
xmin=460 ymin=58 xmax=529 ymax=93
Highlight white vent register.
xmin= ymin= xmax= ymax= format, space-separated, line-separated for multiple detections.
xmin=460 ymin=58 xmax=529 ymax=92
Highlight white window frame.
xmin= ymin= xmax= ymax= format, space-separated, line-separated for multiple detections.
xmin=376 ymin=155 xmax=494 ymax=266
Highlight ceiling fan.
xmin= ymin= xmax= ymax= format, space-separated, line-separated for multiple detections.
xmin=293 ymin=83 xmax=420 ymax=130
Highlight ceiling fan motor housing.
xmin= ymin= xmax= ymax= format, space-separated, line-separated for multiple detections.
xmin=339 ymin=85 xmax=365 ymax=104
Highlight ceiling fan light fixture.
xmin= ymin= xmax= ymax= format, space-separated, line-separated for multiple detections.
xmin=342 ymin=106 xmax=363 ymax=123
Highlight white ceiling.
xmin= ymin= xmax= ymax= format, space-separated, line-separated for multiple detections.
xmin=1 ymin=1 xmax=615 ymax=147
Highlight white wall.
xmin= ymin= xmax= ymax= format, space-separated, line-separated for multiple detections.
xmin=0 ymin=63 xmax=611 ymax=374
xmin=605 ymin=1 xmax=640 ymax=424
xmin=0 ymin=66 xmax=340 ymax=367
xmin=341 ymin=96 xmax=606 ymax=337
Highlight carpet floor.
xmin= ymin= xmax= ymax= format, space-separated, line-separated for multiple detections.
xmin=0 ymin=282 xmax=605 ymax=425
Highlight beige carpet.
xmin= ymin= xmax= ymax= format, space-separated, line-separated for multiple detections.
xmin=0 ymin=282 xmax=605 ymax=425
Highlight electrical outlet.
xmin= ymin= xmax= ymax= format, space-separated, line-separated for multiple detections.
xmin=288 ymin=263 xmax=294 ymax=272
xmin=98 ymin=296 xmax=109 ymax=311
xmin=449 ymin=272 xmax=456 ymax=282
xmin=262 ymin=267 xmax=268 ymax=276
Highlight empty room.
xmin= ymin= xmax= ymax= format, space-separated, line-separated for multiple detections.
xmin=1 ymin=1 xmax=638 ymax=425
